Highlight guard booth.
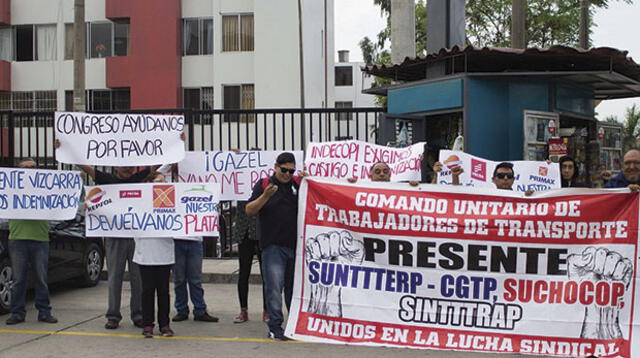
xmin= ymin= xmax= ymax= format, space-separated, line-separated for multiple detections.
xmin=364 ymin=46 xmax=640 ymax=186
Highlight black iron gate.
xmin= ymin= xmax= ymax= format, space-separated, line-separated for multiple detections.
xmin=0 ymin=108 xmax=383 ymax=257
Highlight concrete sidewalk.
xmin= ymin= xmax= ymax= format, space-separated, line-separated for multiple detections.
xmin=103 ymin=258 xmax=263 ymax=284
xmin=200 ymin=258 xmax=263 ymax=284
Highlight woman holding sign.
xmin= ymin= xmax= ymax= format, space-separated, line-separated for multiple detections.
xmin=559 ymin=156 xmax=586 ymax=188
xmin=133 ymin=172 xmax=175 ymax=338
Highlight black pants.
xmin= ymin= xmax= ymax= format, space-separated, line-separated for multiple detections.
xmin=237 ymin=239 xmax=266 ymax=310
xmin=140 ymin=264 xmax=172 ymax=328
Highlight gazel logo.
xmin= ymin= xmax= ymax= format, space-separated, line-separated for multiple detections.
xmin=86 ymin=187 xmax=106 ymax=203
xmin=181 ymin=185 xmax=218 ymax=215
xmin=181 ymin=185 xmax=216 ymax=204
xmin=153 ymin=185 xmax=175 ymax=208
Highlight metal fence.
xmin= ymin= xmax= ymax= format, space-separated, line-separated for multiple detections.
xmin=0 ymin=107 xmax=384 ymax=257
xmin=0 ymin=108 xmax=383 ymax=167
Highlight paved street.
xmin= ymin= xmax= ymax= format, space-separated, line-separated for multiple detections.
xmin=0 ymin=282 xmax=540 ymax=358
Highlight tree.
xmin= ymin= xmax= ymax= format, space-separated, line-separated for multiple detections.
xmin=604 ymin=115 xmax=619 ymax=123
xmin=362 ymin=0 xmax=633 ymax=63
xmin=622 ymin=104 xmax=640 ymax=151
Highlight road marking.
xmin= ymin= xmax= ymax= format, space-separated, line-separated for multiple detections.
xmin=0 ymin=329 xmax=300 ymax=343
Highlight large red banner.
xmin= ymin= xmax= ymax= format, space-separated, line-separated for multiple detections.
xmin=286 ymin=177 xmax=640 ymax=358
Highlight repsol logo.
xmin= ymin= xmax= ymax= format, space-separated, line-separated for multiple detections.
xmin=180 ymin=195 xmax=215 ymax=204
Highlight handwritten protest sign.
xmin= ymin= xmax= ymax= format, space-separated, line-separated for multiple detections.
xmin=0 ymin=167 xmax=82 ymax=220
xmin=54 ymin=111 xmax=186 ymax=166
xmin=437 ymin=150 xmax=560 ymax=192
xmin=287 ymin=177 xmax=640 ymax=357
xmin=84 ymin=183 xmax=220 ymax=237
xmin=305 ymin=140 xmax=425 ymax=181
xmin=177 ymin=151 xmax=304 ymax=200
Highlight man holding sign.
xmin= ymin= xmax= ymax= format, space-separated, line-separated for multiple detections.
xmin=54 ymin=112 xmax=186 ymax=166
xmin=82 ymin=163 xmax=154 ymax=330
xmin=246 ymin=152 xmax=305 ymax=340
xmin=5 ymin=159 xmax=57 ymax=325
xmin=56 ymin=132 xmax=187 ymax=330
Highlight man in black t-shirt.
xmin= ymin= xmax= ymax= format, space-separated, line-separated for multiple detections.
xmin=246 ymin=152 xmax=302 ymax=340
xmin=78 ymin=164 xmax=158 ymax=329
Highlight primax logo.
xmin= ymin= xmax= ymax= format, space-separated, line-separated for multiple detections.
xmin=153 ymin=185 xmax=175 ymax=208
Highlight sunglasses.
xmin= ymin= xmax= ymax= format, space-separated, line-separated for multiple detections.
xmin=374 ymin=168 xmax=390 ymax=175
xmin=279 ymin=167 xmax=296 ymax=174
xmin=495 ymin=173 xmax=514 ymax=180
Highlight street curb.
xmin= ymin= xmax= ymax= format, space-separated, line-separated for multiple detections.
xmin=100 ymin=271 xmax=264 ymax=285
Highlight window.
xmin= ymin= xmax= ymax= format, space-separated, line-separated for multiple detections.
xmin=0 ymin=91 xmax=56 ymax=111
xmin=3 ymin=24 xmax=57 ymax=62
xmin=113 ymin=21 xmax=130 ymax=56
xmin=64 ymin=24 xmax=74 ymax=60
xmin=65 ymin=22 xmax=129 ymax=59
xmin=335 ymin=101 xmax=353 ymax=121
xmin=183 ymin=87 xmax=214 ymax=110
xmin=223 ymin=84 xmax=254 ymax=122
xmin=183 ymin=87 xmax=214 ymax=124
xmin=15 ymin=25 xmax=34 ymax=61
xmin=64 ymin=89 xmax=130 ymax=111
xmin=0 ymin=27 xmax=12 ymax=61
xmin=89 ymin=23 xmax=111 ymax=58
xmin=222 ymin=14 xmax=253 ymax=52
xmin=90 ymin=90 xmax=113 ymax=111
xmin=36 ymin=25 xmax=57 ymax=61
xmin=335 ymin=66 xmax=353 ymax=86
xmin=112 ymin=88 xmax=131 ymax=110
xmin=183 ymin=18 xmax=213 ymax=56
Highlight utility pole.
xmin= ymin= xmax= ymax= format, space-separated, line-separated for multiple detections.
xmin=511 ymin=0 xmax=526 ymax=49
xmin=73 ymin=0 xmax=86 ymax=111
xmin=297 ymin=0 xmax=305 ymax=110
xmin=391 ymin=0 xmax=416 ymax=64
xmin=579 ymin=0 xmax=590 ymax=49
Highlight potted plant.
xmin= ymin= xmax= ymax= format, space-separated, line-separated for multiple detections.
xmin=95 ymin=43 xmax=107 ymax=58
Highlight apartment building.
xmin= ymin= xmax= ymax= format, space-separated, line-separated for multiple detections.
xmin=0 ymin=0 xmax=335 ymax=112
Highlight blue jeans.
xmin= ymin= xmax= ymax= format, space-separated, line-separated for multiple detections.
xmin=261 ymin=245 xmax=295 ymax=334
xmin=173 ymin=240 xmax=207 ymax=317
xmin=9 ymin=240 xmax=52 ymax=320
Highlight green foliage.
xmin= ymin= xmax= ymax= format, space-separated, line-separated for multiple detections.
xmin=466 ymin=0 xmax=630 ymax=48
xmin=360 ymin=0 xmax=633 ymax=107
xmin=604 ymin=115 xmax=620 ymax=123
xmin=362 ymin=0 xmax=633 ymax=61
xmin=622 ymin=104 xmax=640 ymax=151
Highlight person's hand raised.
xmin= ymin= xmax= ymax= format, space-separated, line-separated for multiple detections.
xmin=263 ymin=183 xmax=278 ymax=198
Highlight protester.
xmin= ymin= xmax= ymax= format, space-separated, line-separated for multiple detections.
xmin=601 ymin=169 xmax=613 ymax=186
xmin=233 ymin=200 xmax=267 ymax=323
xmin=492 ymin=162 xmax=534 ymax=196
xmin=134 ymin=172 xmax=175 ymax=338
xmin=370 ymin=161 xmax=391 ymax=182
xmin=604 ymin=149 xmax=640 ymax=191
xmin=348 ymin=162 xmax=421 ymax=185
xmin=492 ymin=162 xmax=516 ymax=190
xmin=5 ymin=158 xmax=57 ymax=325
xmin=226 ymin=148 xmax=268 ymax=323
xmin=246 ymin=152 xmax=304 ymax=340
xmin=162 ymin=164 xmax=219 ymax=324
xmin=559 ymin=156 xmax=585 ymax=188
xmin=55 ymin=139 xmax=152 ymax=329
xmin=432 ymin=161 xmax=463 ymax=185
